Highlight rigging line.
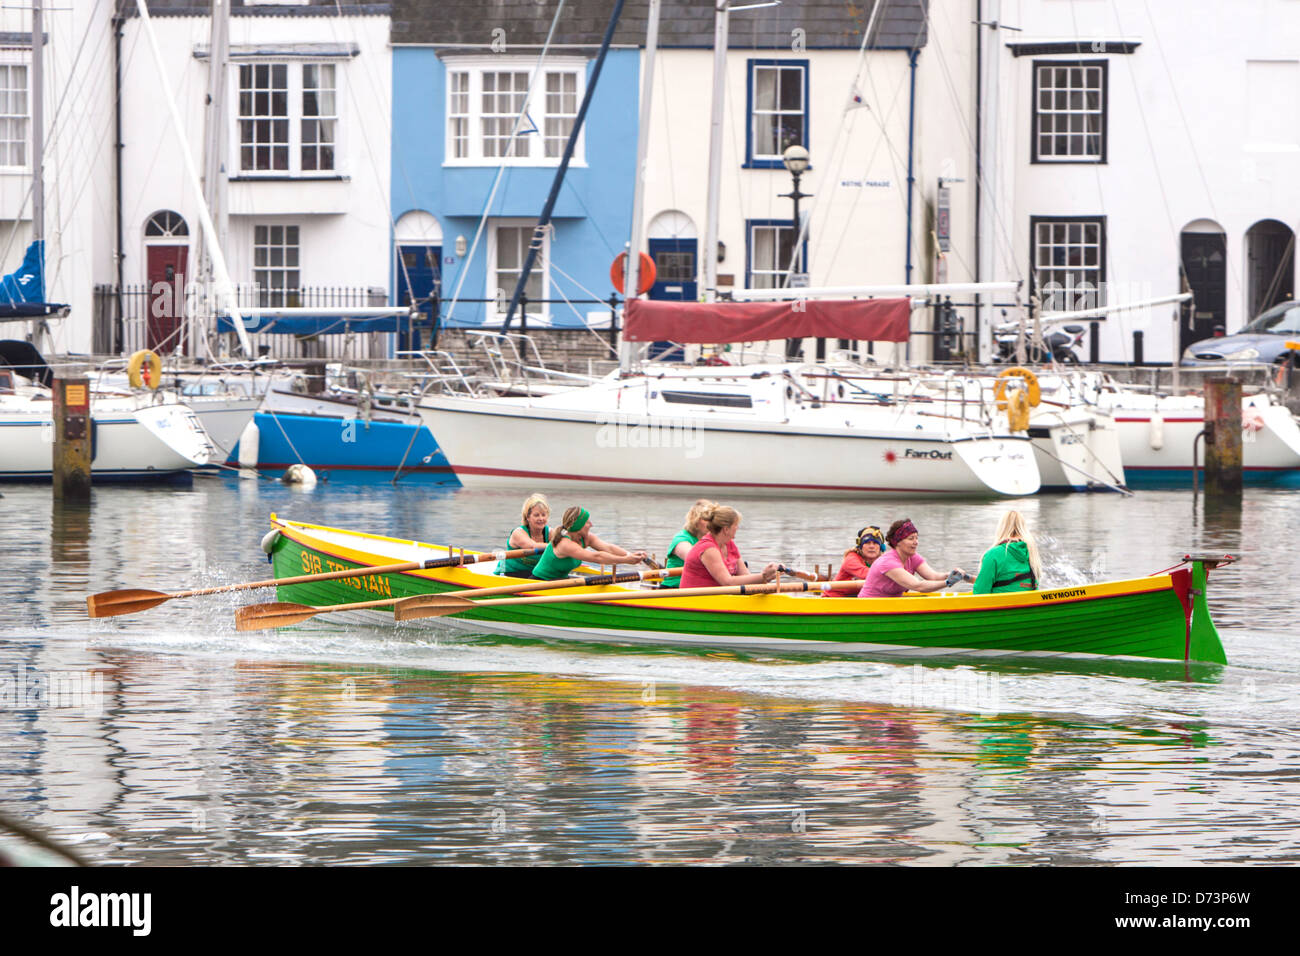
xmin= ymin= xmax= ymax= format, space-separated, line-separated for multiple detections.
xmin=325 ymin=1 xmax=419 ymax=319
xmin=816 ymin=19 xmax=923 ymax=283
xmin=776 ymin=0 xmax=889 ymax=290
xmin=1104 ymin=0 xmax=1183 ymax=299
xmin=1136 ymin=0 xmax=1244 ymax=295
xmin=46 ymin=21 xmax=142 ymax=297
xmin=445 ymin=0 xmax=568 ymax=324
xmin=0 ymin=0 xmax=107 ymax=271
xmin=547 ymin=262 xmax=620 ymax=352
xmin=923 ymin=6 xmax=1021 ymax=280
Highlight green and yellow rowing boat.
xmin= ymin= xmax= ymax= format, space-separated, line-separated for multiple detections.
xmin=263 ymin=515 xmax=1231 ymax=665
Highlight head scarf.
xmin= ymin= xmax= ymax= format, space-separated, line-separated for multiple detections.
xmin=887 ymin=519 xmax=918 ymax=547
xmin=856 ymin=526 xmax=885 ymax=553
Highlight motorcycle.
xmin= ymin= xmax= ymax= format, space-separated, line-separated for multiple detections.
xmin=993 ymin=322 xmax=1085 ymax=364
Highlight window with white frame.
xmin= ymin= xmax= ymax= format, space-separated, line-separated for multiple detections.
xmin=238 ymin=62 xmax=339 ymax=175
xmin=1031 ymin=217 xmax=1105 ymax=313
xmin=0 ymin=62 xmax=28 ymax=168
xmin=1032 ymin=60 xmax=1107 ymax=162
xmin=253 ymin=225 xmax=301 ymax=307
xmin=748 ymin=221 xmax=801 ymax=289
xmin=748 ymin=60 xmax=807 ymax=166
xmin=489 ymin=222 xmax=548 ymax=321
xmin=444 ymin=59 xmax=585 ymax=165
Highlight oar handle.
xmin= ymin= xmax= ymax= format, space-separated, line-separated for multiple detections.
xmin=174 ymin=546 xmax=545 ymax=598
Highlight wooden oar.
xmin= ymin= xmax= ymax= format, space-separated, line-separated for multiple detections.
xmin=394 ymin=578 xmax=865 ymax=621
xmin=233 ymin=567 xmax=677 ymax=632
xmin=86 ymin=546 xmax=545 ymax=618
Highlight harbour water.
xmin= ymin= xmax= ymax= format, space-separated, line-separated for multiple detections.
xmin=1 ymin=475 xmax=1298 ymax=865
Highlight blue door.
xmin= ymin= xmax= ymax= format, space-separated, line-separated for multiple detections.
xmin=396 ymin=244 xmax=441 ymax=351
xmin=647 ymin=238 xmax=697 ymax=360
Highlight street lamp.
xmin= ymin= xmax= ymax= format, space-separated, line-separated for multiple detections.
xmin=780 ymin=144 xmax=813 ymax=359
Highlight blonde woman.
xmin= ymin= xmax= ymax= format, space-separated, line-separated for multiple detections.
xmin=972 ymin=510 xmax=1042 ymax=594
xmin=678 ymin=505 xmax=779 ymax=589
xmin=497 ymin=493 xmax=551 ymax=578
xmin=660 ymin=499 xmax=716 ymax=589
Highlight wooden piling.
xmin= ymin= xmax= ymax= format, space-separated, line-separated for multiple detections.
xmin=1203 ymin=377 xmax=1242 ymax=498
xmin=52 ymin=373 xmax=92 ymax=500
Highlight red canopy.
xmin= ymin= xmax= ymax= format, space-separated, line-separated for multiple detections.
xmin=623 ymin=297 xmax=912 ymax=344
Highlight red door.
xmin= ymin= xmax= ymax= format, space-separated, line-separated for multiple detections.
xmin=146 ymin=245 xmax=188 ymax=354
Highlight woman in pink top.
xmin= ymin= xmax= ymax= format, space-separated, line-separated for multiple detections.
xmin=679 ymin=505 xmax=780 ymax=589
xmin=858 ymin=518 xmax=969 ymax=598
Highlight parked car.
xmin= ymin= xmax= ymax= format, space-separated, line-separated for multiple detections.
xmin=1181 ymin=300 xmax=1300 ymax=366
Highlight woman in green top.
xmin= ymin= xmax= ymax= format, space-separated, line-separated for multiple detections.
xmin=532 ymin=506 xmax=648 ymax=580
xmin=973 ymin=510 xmax=1043 ymax=594
xmin=497 ymin=493 xmax=552 ymax=577
xmin=660 ymin=499 xmax=716 ymax=589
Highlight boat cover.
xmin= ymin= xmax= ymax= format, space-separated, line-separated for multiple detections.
xmin=216 ymin=312 xmax=406 ymax=334
xmin=0 ymin=240 xmax=67 ymax=318
xmin=623 ymin=297 xmax=912 ymax=343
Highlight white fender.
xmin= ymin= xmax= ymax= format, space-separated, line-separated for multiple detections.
xmin=1149 ymin=413 xmax=1164 ymax=451
xmin=237 ymin=419 xmax=260 ymax=469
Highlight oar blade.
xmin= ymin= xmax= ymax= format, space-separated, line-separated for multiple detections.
xmin=393 ymin=594 xmax=477 ymax=622
xmin=86 ymin=589 xmax=171 ymax=619
xmin=235 ymin=601 xmax=322 ymax=632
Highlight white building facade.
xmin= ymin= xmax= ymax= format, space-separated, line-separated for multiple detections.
xmin=973 ymin=0 xmax=1300 ymax=363
xmin=117 ymin=2 xmax=393 ymax=359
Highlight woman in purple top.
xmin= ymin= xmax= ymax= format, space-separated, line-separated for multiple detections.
xmin=858 ymin=518 xmax=969 ymax=598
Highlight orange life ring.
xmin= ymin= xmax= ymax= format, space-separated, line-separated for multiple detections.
xmin=127 ymin=349 xmax=163 ymax=390
xmin=611 ymin=252 xmax=657 ymax=296
xmin=993 ymin=366 xmax=1041 ymax=410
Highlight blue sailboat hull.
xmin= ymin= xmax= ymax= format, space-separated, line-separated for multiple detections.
xmin=228 ymin=411 xmax=456 ymax=481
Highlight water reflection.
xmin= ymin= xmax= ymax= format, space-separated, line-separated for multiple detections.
xmin=2 ymin=478 xmax=1299 ymax=865
xmin=3 ymin=654 xmax=1297 ymax=866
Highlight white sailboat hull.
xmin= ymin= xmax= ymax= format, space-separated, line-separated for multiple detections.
xmin=419 ymin=395 xmax=1040 ymax=498
xmin=1099 ymin=392 xmax=1300 ymax=482
xmin=0 ymin=393 xmax=213 ymax=480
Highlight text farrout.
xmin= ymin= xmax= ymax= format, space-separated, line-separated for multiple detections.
xmin=49 ymin=886 xmax=151 ymax=937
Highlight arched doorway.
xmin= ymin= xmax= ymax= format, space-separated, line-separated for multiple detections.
xmin=644 ymin=211 xmax=698 ymax=361
xmin=1179 ymin=218 xmax=1226 ymax=352
xmin=143 ymin=210 xmax=189 ymax=354
xmin=647 ymin=210 xmax=698 ymax=302
xmin=394 ymin=211 xmax=443 ymax=351
xmin=1245 ymin=219 xmax=1295 ymax=321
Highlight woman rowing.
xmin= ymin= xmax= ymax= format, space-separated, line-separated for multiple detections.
xmin=972 ymin=510 xmax=1042 ymax=594
xmin=660 ymin=499 xmax=716 ymax=589
xmin=531 ymin=506 xmax=649 ymax=581
xmin=678 ymin=505 xmax=780 ymax=589
xmin=836 ymin=525 xmax=885 ymax=581
xmin=821 ymin=525 xmax=885 ymax=596
xmin=496 ymin=493 xmax=551 ymax=578
xmin=857 ymin=518 xmax=969 ymax=597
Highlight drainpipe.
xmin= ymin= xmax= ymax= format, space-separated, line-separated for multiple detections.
xmin=905 ymin=48 xmax=918 ymax=284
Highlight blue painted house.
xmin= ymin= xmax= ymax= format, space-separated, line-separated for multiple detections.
xmin=390 ymin=0 xmax=640 ymax=334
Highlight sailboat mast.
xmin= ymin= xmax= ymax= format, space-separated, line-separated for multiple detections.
xmin=136 ymin=0 xmax=250 ymax=356
xmin=702 ymin=2 xmax=729 ymax=303
xmin=620 ymin=0 xmax=661 ymax=369
xmin=199 ymin=0 xmax=231 ymax=359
